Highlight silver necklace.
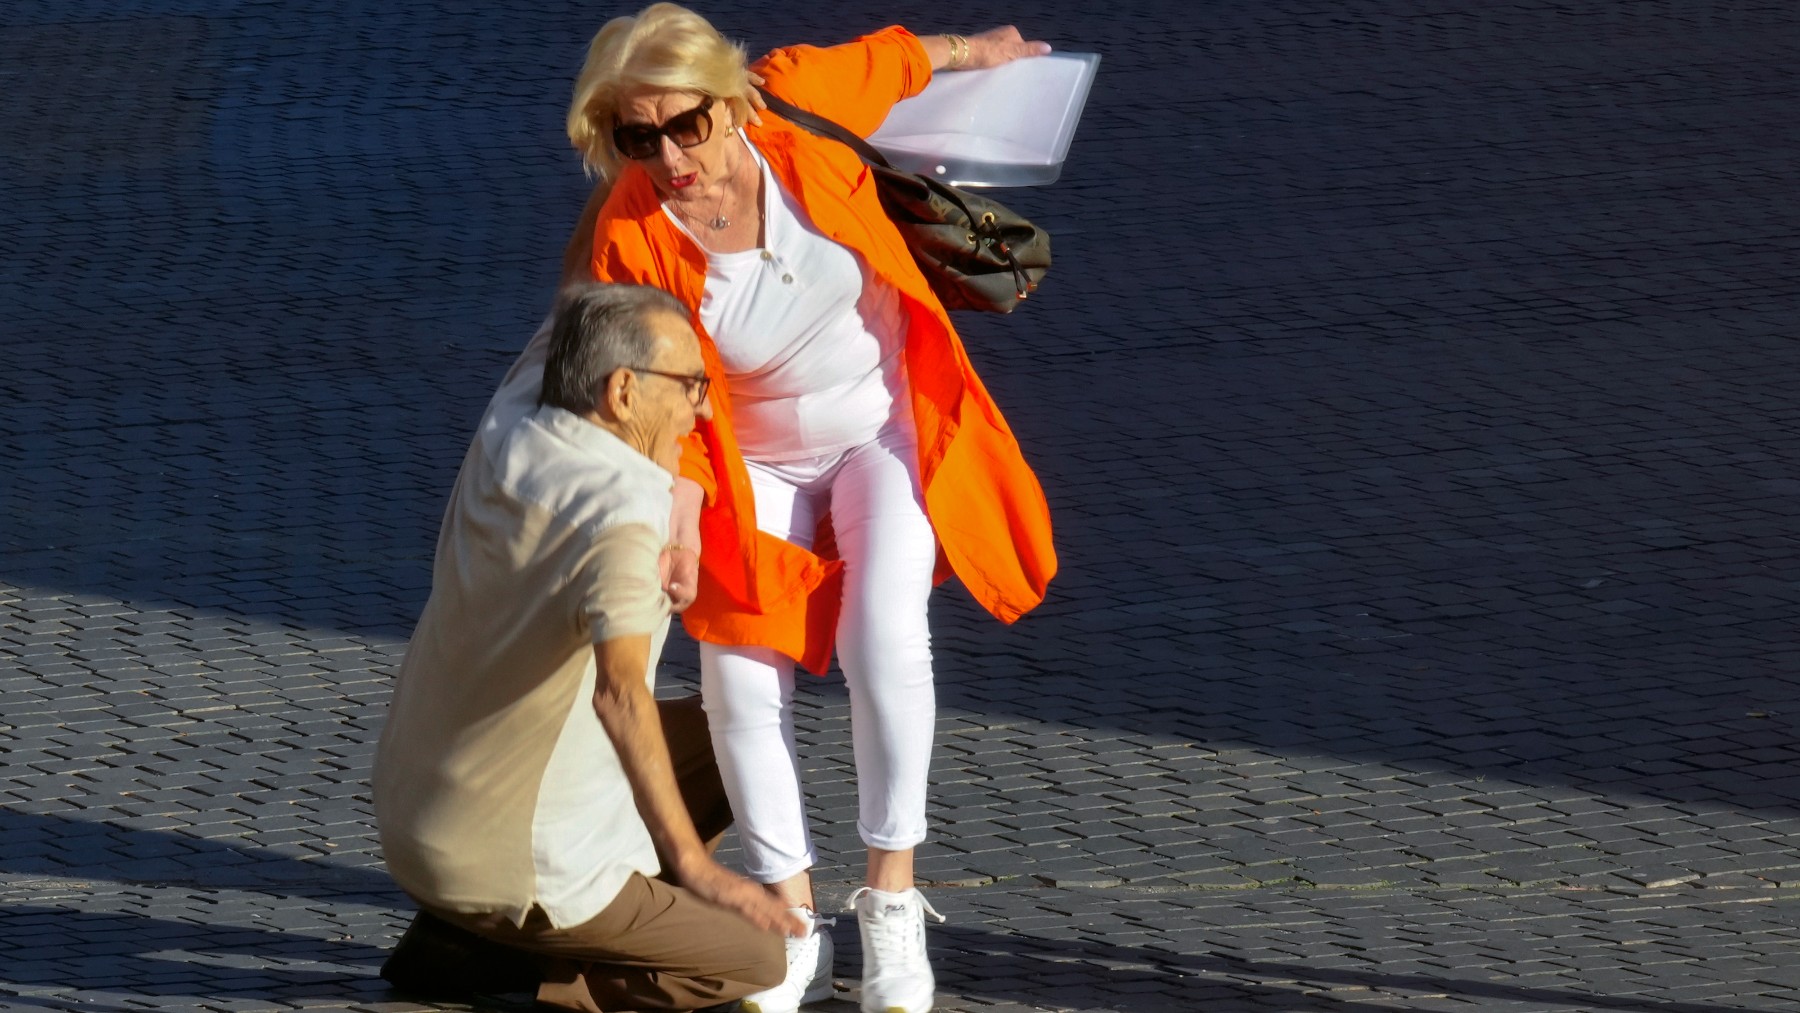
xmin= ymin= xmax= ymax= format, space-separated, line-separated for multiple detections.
xmin=675 ymin=192 xmax=728 ymax=231
xmin=682 ymin=137 xmax=745 ymax=230
xmin=704 ymin=186 xmax=730 ymax=230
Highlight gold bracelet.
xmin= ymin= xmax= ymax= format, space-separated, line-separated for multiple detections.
xmin=667 ymin=542 xmax=698 ymax=556
xmin=945 ymin=33 xmax=968 ymax=70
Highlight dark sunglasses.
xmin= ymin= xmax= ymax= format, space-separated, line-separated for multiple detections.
xmin=612 ymin=96 xmax=716 ymax=161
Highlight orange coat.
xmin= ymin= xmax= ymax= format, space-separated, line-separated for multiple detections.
xmin=588 ymin=26 xmax=1056 ymax=673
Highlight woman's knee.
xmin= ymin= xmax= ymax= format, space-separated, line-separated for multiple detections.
xmin=837 ymin=623 xmax=933 ymax=691
xmin=699 ymin=644 xmax=794 ymax=729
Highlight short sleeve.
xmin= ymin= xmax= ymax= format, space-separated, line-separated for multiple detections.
xmin=579 ymin=523 xmax=671 ymax=643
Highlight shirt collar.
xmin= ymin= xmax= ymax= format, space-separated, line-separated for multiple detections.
xmin=530 ymin=404 xmax=675 ymax=491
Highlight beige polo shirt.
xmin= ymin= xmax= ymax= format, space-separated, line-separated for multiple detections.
xmin=375 ymin=330 xmax=676 ymax=929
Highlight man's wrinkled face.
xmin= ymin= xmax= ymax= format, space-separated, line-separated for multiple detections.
xmin=633 ymin=311 xmax=711 ymax=473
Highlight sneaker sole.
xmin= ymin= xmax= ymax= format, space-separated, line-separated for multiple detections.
xmin=742 ymin=977 xmax=834 ymax=1013
xmin=860 ymin=997 xmax=934 ymax=1013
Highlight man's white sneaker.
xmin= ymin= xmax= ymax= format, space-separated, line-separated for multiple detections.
xmin=741 ymin=907 xmax=835 ymax=1013
xmin=849 ymin=887 xmax=944 ymax=1013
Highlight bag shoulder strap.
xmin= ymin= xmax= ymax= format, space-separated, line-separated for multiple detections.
xmin=757 ymin=88 xmax=983 ymax=223
xmin=757 ymin=90 xmax=897 ymax=171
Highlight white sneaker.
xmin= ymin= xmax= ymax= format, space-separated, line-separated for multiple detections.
xmin=849 ymin=887 xmax=944 ymax=1013
xmin=742 ymin=907 xmax=835 ymax=1013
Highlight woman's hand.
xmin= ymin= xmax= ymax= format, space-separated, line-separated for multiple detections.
xmin=948 ymin=26 xmax=1052 ymax=71
xmin=744 ymin=70 xmax=769 ymax=126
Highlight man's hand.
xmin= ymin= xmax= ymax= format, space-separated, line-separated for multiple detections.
xmin=672 ymin=854 xmax=809 ymax=937
xmin=592 ymin=640 xmax=805 ymax=939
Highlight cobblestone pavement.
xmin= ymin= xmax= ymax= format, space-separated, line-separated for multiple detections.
xmin=5 ymin=0 xmax=1800 ymax=1010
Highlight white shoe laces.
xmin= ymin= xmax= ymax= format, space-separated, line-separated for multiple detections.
xmin=848 ymin=887 xmax=945 ymax=975
xmin=847 ymin=887 xmax=945 ymax=922
xmin=791 ymin=908 xmax=837 ymax=952
xmin=745 ymin=908 xmax=837 ymax=1013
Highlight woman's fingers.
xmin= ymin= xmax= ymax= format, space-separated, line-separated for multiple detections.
xmin=965 ymin=25 xmax=1052 ymax=70
xmin=744 ymin=71 xmax=768 ymax=126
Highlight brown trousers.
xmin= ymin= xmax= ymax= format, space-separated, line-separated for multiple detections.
xmin=428 ymin=696 xmax=785 ymax=1013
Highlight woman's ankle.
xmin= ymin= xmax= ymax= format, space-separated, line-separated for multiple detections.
xmin=865 ymin=846 xmax=915 ymax=893
xmin=766 ymin=871 xmax=815 ymax=910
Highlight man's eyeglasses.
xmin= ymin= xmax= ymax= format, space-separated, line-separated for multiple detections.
xmin=632 ymin=367 xmax=711 ymax=405
xmin=612 ymin=96 xmax=716 ymax=161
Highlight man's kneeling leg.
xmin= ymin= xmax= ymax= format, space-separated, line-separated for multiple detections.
xmin=439 ymin=873 xmax=784 ymax=1013
xmin=381 ymin=909 xmax=541 ymax=997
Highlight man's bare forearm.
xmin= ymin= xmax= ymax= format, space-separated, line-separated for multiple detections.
xmin=589 ymin=638 xmax=809 ymax=937
xmin=591 ymin=637 xmax=706 ymax=878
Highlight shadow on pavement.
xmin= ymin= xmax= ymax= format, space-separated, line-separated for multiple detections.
xmin=0 ymin=906 xmax=392 ymax=1005
xmin=0 ymin=809 xmax=398 ymax=901
xmin=0 ymin=896 xmax=1738 ymax=1013
xmin=929 ymin=554 xmax=1800 ymax=820
xmin=932 ymin=924 xmax=1747 ymax=1013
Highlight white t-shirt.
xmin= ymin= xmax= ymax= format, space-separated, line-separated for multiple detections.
xmin=666 ymin=135 xmax=910 ymax=462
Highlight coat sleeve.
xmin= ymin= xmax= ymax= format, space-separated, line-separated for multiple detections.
xmin=752 ymin=26 xmax=933 ymax=138
xmin=678 ymin=430 xmax=717 ymax=503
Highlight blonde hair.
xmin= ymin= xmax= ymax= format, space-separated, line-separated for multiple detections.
xmin=567 ymin=3 xmax=753 ymax=182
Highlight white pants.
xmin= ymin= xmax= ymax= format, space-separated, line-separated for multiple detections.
xmin=699 ymin=421 xmax=938 ymax=883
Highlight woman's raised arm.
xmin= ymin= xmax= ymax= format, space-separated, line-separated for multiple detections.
xmin=918 ymin=25 xmax=1051 ymax=73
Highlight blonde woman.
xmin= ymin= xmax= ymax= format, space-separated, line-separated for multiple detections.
xmin=563 ymin=7 xmax=1056 ymax=1012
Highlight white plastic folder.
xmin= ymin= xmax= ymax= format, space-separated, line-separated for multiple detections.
xmin=869 ymin=52 xmax=1100 ymax=188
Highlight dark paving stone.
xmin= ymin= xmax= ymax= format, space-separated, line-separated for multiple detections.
xmin=7 ymin=0 xmax=1800 ymax=1011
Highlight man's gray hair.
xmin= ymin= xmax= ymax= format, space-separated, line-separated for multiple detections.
xmin=540 ymin=282 xmax=688 ymax=414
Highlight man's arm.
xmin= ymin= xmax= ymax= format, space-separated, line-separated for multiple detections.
xmin=560 ymin=182 xmax=609 ymax=286
xmin=591 ymin=635 xmax=805 ymax=937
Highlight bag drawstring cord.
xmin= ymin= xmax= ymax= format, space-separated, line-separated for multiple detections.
xmin=975 ymin=214 xmax=1032 ymax=299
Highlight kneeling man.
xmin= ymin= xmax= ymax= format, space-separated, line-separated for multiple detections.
xmin=374 ymin=283 xmax=801 ymax=1012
